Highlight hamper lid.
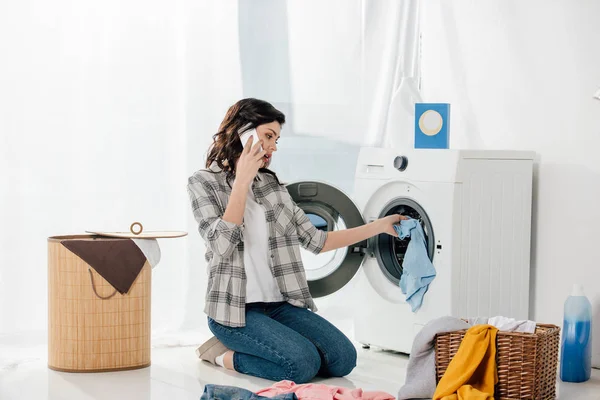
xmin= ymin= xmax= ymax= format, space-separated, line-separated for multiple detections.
xmin=86 ymin=221 xmax=188 ymax=239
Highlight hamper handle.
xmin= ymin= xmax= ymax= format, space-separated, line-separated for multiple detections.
xmin=88 ymin=268 xmax=118 ymax=300
xmin=130 ymin=221 xmax=143 ymax=235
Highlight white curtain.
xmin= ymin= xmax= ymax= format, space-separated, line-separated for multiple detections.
xmin=0 ymin=0 xmax=191 ymax=352
xmin=183 ymin=0 xmax=422 ymax=327
xmin=363 ymin=0 xmax=422 ymax=148
xmin=0 ymin=0 xmax=421 ymax=355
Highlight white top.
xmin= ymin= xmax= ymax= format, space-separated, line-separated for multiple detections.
xmin=243 ymin=187 xmax=285 ymax=303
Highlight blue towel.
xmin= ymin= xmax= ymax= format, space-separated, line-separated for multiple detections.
xmin=394 ymin=219 xmax=436 ymax=312
xmin=201 ymin=384 xmax=298 ymax=400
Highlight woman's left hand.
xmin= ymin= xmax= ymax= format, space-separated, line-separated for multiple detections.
xmin=378 ymin=214 xmax=409 ymax=237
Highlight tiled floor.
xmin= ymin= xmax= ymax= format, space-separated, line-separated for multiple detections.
xmin=1 ymin=331 xmax=599 ymax=399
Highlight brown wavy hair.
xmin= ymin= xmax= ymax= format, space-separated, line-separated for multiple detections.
xmin=206 ymin=98 xmax=286 ymax=185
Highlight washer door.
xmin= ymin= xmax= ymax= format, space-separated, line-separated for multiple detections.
xmin=286 ymin=181 xmax=366 ymax=298
xmin=373 ymin=198 xmax=435 ymax=286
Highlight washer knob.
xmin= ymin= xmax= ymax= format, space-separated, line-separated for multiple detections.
xmin=394 ymin=156 xmax=408 ymax=171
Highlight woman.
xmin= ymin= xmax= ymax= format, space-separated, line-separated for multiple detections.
xmin=187 ymin=98 xmax=406 ymax=384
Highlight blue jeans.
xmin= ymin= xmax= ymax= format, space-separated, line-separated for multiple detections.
xmin=201 ymin=384 xmax=297 ymax=400
xmin=208 ymin=302 xmax=357 ymax=384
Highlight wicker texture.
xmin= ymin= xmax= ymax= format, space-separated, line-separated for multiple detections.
xmin=435 ymin=324 xmax=560 ymax=400
xmin=48 ymin=236 xmax=151 ymax=372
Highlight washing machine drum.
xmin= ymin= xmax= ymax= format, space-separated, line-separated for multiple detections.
xmin=286 ymin=181 xmax=435 ymax=298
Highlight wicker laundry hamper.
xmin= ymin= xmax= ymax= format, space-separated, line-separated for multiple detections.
xmin=435 ymin=323 xmax=560 ymax=400
xmin=47 ymin=235 xmax=151 ymax=372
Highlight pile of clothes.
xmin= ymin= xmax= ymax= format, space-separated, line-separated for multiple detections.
xmin=201 ymin=381 xmax=395 ymax=400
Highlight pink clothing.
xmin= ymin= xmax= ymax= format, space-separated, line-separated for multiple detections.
xmin=256 ymin=380 xmax=395 ymax=400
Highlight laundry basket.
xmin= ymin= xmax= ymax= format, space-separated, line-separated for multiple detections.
xmin=435 ymin=324 xmax=560 ymax=400
xmin=47 ymin=235 xmax=151 ymax=372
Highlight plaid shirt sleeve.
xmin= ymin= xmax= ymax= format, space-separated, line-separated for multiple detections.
xmin=187 ymin=173 xmax=244 ymax=259
xmin=291 ymin=201 xmax=328 ymax=255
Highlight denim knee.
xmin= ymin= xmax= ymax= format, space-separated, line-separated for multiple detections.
xmin=284 ymin=344 xmax=321 ymax=384
xmin=325 ymin=340 xmax=357 ymax=377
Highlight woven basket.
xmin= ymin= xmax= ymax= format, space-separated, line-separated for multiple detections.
xmin=47 ymin=235 xmax=151 ymax=372
xmin=435 ymin=324 xmax=560 ymax=400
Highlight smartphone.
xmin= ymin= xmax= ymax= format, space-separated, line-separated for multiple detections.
xmin=239 ymin=127 xmax=262 ymax=151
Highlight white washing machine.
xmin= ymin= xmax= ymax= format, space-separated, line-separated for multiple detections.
xmin=286 ymin=147 xmax=535 ymax=354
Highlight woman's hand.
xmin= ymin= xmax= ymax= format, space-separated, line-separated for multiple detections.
xmin=223 ymin=136 xmax=265 ymax=226
xmin=320 ymin=214 xmax=409 ymax=253
xmin=377 ymin=214 xmax=409 ymax=237
xmin=235 ymin=136 xmax=266 ymax=186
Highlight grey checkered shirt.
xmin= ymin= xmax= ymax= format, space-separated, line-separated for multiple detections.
xmin=187 ymin=164 xmax=328 ymax=327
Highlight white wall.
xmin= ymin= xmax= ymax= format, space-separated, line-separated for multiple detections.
xmin=420 ymin=0 xmax=600 ymax=366
xmin=0 ymin=0 xmax=189 ymax=338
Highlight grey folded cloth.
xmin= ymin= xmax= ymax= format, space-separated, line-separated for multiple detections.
xmin=397 ymin=316 xmax=470 ymax=400
xmin=131 ymin=238 xmax=161 ymax=269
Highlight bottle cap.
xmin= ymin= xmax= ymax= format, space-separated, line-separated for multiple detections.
xmin=571 ymin=284 xmax=585 ymax=297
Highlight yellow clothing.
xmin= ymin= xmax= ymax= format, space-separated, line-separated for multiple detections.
xmin=433 ymin=324 xmax=499 ymax=400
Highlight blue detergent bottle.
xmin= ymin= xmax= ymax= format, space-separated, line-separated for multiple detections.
xmin=560 ymin=284 xmax=592 ymax=383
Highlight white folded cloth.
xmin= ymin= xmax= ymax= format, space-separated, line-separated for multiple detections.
xmin=131 ymin=238 xmax=161 ymax=269
xmin=467 ymin=315 xmax=536 ymax=333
